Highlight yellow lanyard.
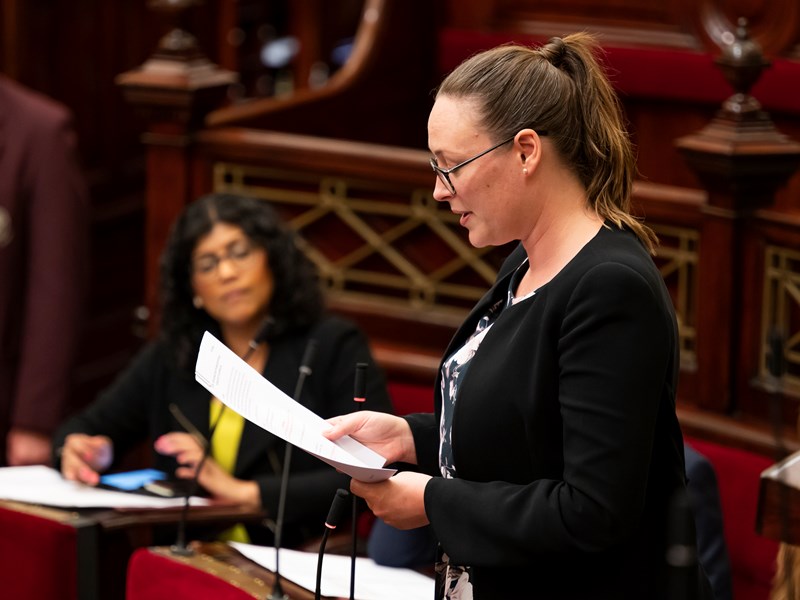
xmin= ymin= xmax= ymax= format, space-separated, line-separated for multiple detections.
xmin=209 ymin=397 xmax=244 ymax=474
xmin=210 ymin=397 xmax=249 ymax=543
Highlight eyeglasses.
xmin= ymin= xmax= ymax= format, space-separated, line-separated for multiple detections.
xmin=429 ymin=129 xmax=548 ymax=195
xmin=191 ymin=240 xmax=258 ymax=276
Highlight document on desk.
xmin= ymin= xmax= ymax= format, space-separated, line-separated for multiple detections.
xmin=195 ymin=331 xmax=396 ymax=482
xmin=230 ymin=542 xmax=435 ymax=600
xmin=0 ymin=465 xmax=210 ymax=508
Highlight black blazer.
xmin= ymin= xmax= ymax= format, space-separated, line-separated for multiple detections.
xmin=54 ymin=315 xmax=392 ymax=544
xmin=407 ymin=226 xmax=712 ymax=599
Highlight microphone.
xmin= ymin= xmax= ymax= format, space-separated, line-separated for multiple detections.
xmin=269 ymin=338 xmax=318 ymax=600
xmin=315 ymin=489 xmax=351 ymax=600
xmin=349 ymin=362 xmax=368 ymax=600
xmin=354 ymin=363 xmax=367 ymax=404
xmin=665 ymin=486 xmax=698 ymax=600
xmin=170 ymin=317 xmax=274 ymax=556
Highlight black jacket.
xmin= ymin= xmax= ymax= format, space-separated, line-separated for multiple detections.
xmin=407 ymin=227 xmax=712 ymax=599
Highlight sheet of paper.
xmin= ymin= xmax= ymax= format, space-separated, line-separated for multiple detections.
xmin=195 ymin=331 xmax=396 ymax=482
xmin=762 ymin=451 xmax=800 ymax=488
xmin=0 ymin=465 xmax=210 ymax=508
xmin=230 ymin=542 xmax=434 ymax=600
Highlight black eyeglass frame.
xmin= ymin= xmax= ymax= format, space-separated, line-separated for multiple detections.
xmin=429 ymin=129 xmax=548 ymax=195
xmin=190 ymin=240 xmax=258 ymax=276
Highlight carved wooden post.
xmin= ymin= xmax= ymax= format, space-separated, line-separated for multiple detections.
xmin=675 ymin=19 xmax=800 ymax=413
xmin=116 ymin=0 xmax=236 ymax=329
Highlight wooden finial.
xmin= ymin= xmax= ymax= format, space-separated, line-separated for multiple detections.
xmin=714 ymin=17 xmax=772 ymax=120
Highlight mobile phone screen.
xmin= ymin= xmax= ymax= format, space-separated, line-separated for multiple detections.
xmin=99 ymin=468 xmax=168 ymax=491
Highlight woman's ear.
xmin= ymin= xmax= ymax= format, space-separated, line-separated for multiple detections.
xmin=517 ymin=129 xmax=544 ymax=173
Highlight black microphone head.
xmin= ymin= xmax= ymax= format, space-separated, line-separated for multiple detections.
xmin=354 ymin=362 xmax=368 ymax=400
xmin=299 ymin=339 xmax=318 ymax=375
xmin=253 ymin=316 xmax=276 ymax=345
xmin=325 ymin=488 xmax=350 ymax=529
xmin=244 ymin=317 xmax=276 ymax=362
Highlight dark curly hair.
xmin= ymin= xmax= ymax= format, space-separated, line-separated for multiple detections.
xmin=159 ymin=193 xmax=324 ymax=372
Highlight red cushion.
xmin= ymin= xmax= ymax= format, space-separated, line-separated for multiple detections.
xmin=0 ymin=505 xmax=78 ymax=600
xmin=686 ymin=437 xmax=779 ymax=600
xmin=126 ymin=547 xmax=254 ymax=600
xmin=438 ymin=28 xmax=800 ymax=115
xmin=387 ymin=381 xmax=434 ymax=415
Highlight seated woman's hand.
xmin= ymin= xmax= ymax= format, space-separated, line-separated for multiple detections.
xmin=154 ymin=431 xmax=204 ymax=468
xmin=155 ymin=432 xmax=261 ymax=510
xmin=60 ymin=433 xmax=113 ymax=485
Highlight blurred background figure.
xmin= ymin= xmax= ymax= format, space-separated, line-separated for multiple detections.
xmin=0 ymin=73 xmax=89 ymax=467
xmin=53 ymin=193 xmax=392 ymax=546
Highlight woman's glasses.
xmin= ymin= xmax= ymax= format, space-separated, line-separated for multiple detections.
xmin=191 ymin=240 xmax=258 ymax=276
xmin=429 ymin=130 xmax=547 ymax=195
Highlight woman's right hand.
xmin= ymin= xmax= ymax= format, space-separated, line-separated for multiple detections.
xmin=59 ymin=434 xmax=113 ymax=485
xmin=323 ymin=411 xmax=417 ymax=465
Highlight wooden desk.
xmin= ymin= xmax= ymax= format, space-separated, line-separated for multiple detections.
xmin=757 ymin=449 xmax=800 ymax=544
xmin=0 ymin=499 xmax=265 ymax=600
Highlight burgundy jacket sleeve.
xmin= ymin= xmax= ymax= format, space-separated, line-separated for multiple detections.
xmin=9 ymin=85 xmax=89 ymax=435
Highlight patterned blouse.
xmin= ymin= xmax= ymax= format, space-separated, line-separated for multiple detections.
xmin=436 ymin=259 xmax=532 ymax=599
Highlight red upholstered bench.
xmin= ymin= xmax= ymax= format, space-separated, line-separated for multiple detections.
xmin=438 ymin=28 xmax=800 ymax=116
xmin=686 ymin=437 xmax=779 ymax=600
xmin=126 ymin=545 xmax=269 ymax=600
xmin=388 ymin=381 xmax=435 ymax=416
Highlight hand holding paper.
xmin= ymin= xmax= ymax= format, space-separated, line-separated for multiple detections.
xmin=194 ymin=332 xmax=396 ymax=482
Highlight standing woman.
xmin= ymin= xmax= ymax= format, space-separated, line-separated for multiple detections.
xmin=325 ymin=34 xmax=712 ymax=599
xmin=54 ymin=193 xmax=392 ymax=546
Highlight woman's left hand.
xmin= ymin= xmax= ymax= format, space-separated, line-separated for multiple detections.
xmin=351 ymin=471 xmax=432 ymax=530
xmin=154 ymin=432 xmax=261 ymax=509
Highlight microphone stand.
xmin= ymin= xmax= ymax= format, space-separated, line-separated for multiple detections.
xmin=269 ymin=339 xmax=318 ymax=600
xmin=315 ymin=489 xmax=351 ymax=600
xmin=171 ymin=322 xmax=272 ymax=556
xmin=349 ymin=362 xmax=368 ymax=600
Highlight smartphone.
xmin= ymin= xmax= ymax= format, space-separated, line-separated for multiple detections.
xmin=99 ymin=468 xmax=168 ymax=492
xmin=142 ymin=479 xmax=196 ymax=498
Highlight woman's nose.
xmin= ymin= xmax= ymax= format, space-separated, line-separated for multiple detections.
xmin=432 ymin=177 xmax=454 ymax=201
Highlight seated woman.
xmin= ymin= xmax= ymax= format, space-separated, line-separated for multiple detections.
xmin=53 ymin=192 xmax=392 ymax=546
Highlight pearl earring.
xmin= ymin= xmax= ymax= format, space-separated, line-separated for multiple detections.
xmin=523 ymin=167 xmax=528 ymax=175
xmin=193 ymin=296 xmax=203 ymax=309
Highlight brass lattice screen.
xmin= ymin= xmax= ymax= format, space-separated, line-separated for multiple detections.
xmin=214 ymin=162 xmax=514 ymax=317
xmin=761 ymin=245 xmax=800 ymax=394
xmin=652 ymin=224 xmax=699 ymax=370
